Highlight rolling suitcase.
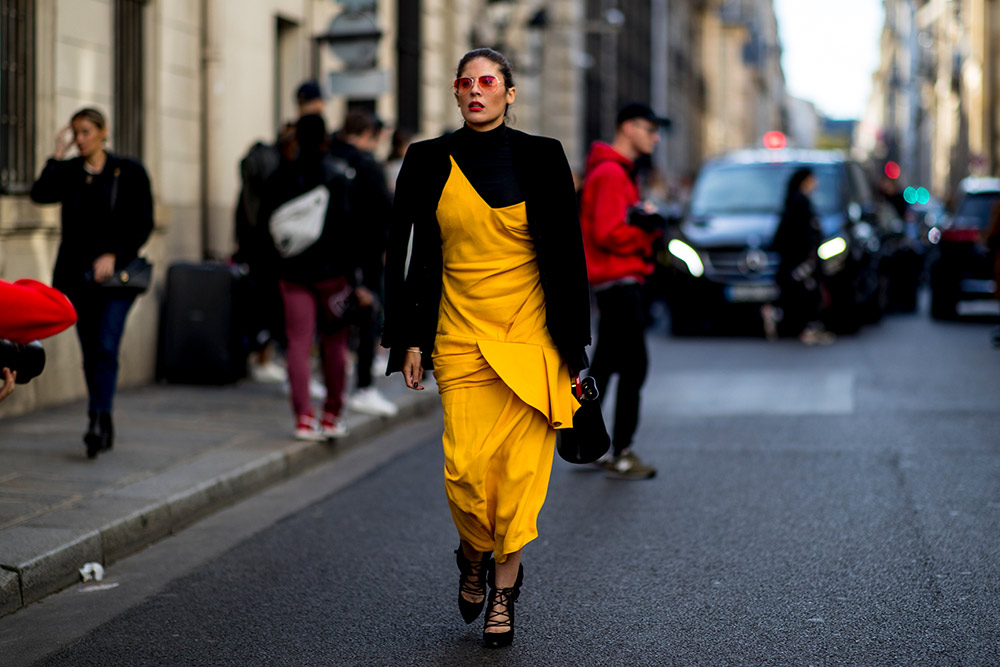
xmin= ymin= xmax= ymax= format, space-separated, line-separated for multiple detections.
xmin=158 ymin=262 xmax=249 ymax=384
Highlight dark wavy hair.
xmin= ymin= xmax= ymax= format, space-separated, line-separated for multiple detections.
xmin=456 ymin=48 xmax=515 ymax=118
xmin=456 ymin=48 xmax=515 ymax=89
xmin=785 ymin=167 xmax=814 ymax=202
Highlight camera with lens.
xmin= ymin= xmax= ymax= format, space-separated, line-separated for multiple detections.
xmin=0 ymin=339 xmax=46 ymax=384
xmin=627 ymin=201 xmax=675 ymax=233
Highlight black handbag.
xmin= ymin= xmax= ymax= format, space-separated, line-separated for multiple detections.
xmin=84 ymin=257 xmax=153 ymax=298
xmin=556 ymin=375 xmax=611 ymax=464
xmin=95 ymin=256 xmax=153 ymax=295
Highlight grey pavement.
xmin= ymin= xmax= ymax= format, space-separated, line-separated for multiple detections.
xmin=7 ymin=306 xmax=999 ymax=666
xmin=0 ymin=367 xmax=438 ymax=618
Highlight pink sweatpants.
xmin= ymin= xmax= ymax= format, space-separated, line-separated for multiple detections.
xmin=279 ymin=277 xmax=351 ymax=419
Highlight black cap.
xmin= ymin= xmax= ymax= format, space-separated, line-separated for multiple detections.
xmin=616 ymin=102 xmax=671 ymax=129
xmin=296 ymin=80 xmax=323 ymax=104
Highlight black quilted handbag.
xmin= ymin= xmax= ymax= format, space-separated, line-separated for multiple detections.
xmin=556 ymin=375 xmax=611 ymax=464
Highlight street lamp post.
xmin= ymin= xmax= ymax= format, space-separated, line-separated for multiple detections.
xmin=314 ymin=0 xmax=386 ymax=101
xmin=599 ymin=5 xmax=625 ymax=140
xmin=651 ymin=0 xmax=669 ymax=178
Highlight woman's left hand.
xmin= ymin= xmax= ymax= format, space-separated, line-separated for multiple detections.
xmin=93 ymin=254 xmax=116 ymax=283
xmin=402 ymin=351 xmax=425 ymax=390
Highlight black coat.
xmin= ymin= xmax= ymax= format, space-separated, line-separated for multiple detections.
xmin=30 ymin=154 xmax=153 ymax=295
xmin=772 ymin=190 xmax=822 ymax=281
xmin=382 ymin=127 xmax=592 ymax=376
xmin=328 ymin=137 xmax=393 ymax=291
xmin=259 ymin=151 xmax=355 ymax=286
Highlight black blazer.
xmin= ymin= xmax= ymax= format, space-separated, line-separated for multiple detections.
xmin=30 ymin=153 xmax=153 ymax=295
xmin=382 ymin=126 xmax=592 ymax=376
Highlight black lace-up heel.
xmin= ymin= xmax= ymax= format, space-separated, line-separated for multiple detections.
xmin=483 ymin=561 xmax=523 ymax=648
xmin=455 ymin=547 xmax=490 ymax=623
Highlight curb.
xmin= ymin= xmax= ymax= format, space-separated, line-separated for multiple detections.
xmin=0 ymin=390 xmax=440 ymax=618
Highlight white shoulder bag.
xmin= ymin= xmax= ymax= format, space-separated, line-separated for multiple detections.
xmin=268 ymin=185 xmax=330 ymax=258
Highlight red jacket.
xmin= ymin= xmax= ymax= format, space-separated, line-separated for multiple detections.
xmin=579 ymin=142 xmax=660 ymax=286
xmin=0 ymin=279 xmax=77 ymax=343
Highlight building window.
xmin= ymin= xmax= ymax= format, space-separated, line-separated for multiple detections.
xmin=114 ymin=0 xmax=146 ymax=159
xmin=0 ymin=0 xmax=36 ymax=194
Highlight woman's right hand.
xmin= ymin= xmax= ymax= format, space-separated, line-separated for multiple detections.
xmin=54 ymin=126 xmax=74 ymax=160
xmin=402 ymin=350 xmax=424 ymax=390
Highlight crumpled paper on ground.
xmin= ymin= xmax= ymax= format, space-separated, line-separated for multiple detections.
xmin=79 ymin=562 xmax=104 ymax=582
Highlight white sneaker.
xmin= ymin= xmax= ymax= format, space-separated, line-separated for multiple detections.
xmin=249 ymin=360 xmax=286 ymax=384
xmin=321 ymin=412 xmax=349 ymax=439
xmin=293 ymin=415 xmax=325 ymax=441
xmin=282 ymin=378 xmax=328 ymax=399
xmin=310 ymin=378 xmax=327 ymax=400
xmin=347 ymin=387 xmax=399 ymax=417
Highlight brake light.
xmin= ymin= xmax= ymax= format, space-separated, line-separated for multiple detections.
xmin=940 ymin=228 xmax=982 ymax=242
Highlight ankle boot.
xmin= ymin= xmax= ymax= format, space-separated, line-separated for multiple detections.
xmin=84 ymin=412 xmax=102 ymax=459
xmin=98 ymin=412 xmax=114 ymax=451
xmin=456 ymin=547 xmax=490 ymax=623
xmin=483 ymin=561 xmax=523 ymax=648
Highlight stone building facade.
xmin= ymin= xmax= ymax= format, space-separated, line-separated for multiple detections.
xmin=860 ymin=0 xmax=999 ymax=199
xmin=0 ymin=0 xmax=792 ymax=415
xmin=0 ymin=0 xmax=590 ymax=415
xmin=699 ymin=0 xmax=785 ymax=158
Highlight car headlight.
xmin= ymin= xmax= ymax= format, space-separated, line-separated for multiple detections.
xmin=818 ymin=236 xmax=847 ymax=260
xmin=667 ymin=239 xmax=705 ymax=278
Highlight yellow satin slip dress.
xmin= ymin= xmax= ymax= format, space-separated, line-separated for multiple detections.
xmin=432 ymin=156 xmax=579 ymax=563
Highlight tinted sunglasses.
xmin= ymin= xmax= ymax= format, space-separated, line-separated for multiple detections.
xmin=454 ymin=75 xmax=502 ymax=92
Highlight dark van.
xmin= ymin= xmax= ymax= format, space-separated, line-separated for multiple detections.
xmin=660 ymin=149 xmax=900 ymax=335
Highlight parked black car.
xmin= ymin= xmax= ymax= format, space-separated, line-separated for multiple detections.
xmin=659 ymin=149 xmax=901 ymax=335
xmin=928 ymin=176 xmax=1000 ymax=320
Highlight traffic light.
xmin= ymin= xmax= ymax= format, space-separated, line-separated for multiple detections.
xmin=763 ymin=131 xmax=786 ymax=150
xmin=902 ymin=186 xmax=930 ymax=205
xmin=884 ymin=161 xmax=901 ymax=179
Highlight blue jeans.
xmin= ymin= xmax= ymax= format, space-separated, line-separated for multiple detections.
xmin=71 ymin=292 xmax=135 ymax=414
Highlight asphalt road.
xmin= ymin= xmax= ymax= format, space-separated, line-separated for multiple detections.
xmin=6 ymin=307 xmax=1000 ymax=666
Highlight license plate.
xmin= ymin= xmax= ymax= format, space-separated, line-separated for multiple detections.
xmin=725 ymin=284 xmax=779 ymax=302
xmin=956 ymin=300 xmax=1000 ymax=316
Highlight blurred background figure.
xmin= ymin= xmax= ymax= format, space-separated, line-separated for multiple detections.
xmin=234 ymin=129 xmax=287 ymax=386
xmin=765 ymin=168 xmax=835 ymax=345
xmin=329 ymin=110 xmax=398 ymax=418
xmin=261 ymin=114 xmax=360 ymax=441
xmin=30 ymin=108 xmax=154 ymax=458
xmin=235 ymin=80 xmax=329 ymax=387
xmin=295 ymin=80 xmax=325 ymax=117
xmin=579 ymin=102 xmax=668 ymax=480
xmin=384 ymin=128 xmax=413 ymax=196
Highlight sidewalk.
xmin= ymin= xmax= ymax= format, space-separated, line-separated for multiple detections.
xmin=0 ymin=371 xmax=439 ymax=618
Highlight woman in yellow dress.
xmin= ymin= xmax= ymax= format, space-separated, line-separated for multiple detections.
xmin=382 ymin=49 xmax=591 ymax=648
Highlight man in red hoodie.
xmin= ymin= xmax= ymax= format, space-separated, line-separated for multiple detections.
xmin=579 ymin=103 xmax=668 ymax=480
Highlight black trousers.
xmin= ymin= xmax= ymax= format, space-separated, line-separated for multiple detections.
xmin=589 ymin=283 xmax=648 ymax=456
xmin=69 ymin=290 xmax=135 ymax=414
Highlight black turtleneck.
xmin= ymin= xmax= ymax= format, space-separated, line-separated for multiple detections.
xmin=449 ymin=124 xmax=523 ymax=208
